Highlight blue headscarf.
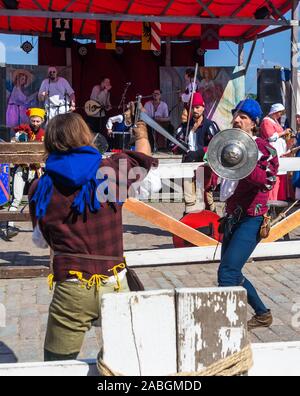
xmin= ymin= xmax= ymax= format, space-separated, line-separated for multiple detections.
xmin=31 ymin=146 xmax=106 ymax=219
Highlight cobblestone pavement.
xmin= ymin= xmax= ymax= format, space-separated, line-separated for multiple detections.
xmin=1 ymin=203 xmax=300 ymax=363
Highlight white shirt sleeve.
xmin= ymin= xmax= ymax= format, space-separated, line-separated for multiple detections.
xmin=38 ymin=79 xmax=47 ymax=95
xmin=161 ymin=102 xmax=169 ymax=118
xmin=61 ymin=78 xmax=74 ymax=95
xmin=106 ymin=115 xmax=124 ymax=130
xmin=144 ymin=101 xmax=154 ymax=118
xmin=136 ymin=167 xmax=162 ymax=199
xmin=90 ymin=85 xmax=100 ymax=101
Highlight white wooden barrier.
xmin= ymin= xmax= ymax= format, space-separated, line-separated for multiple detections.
xmin=2 ymin=341 xmax=300 ymax=376
xmin=124 ymin=241 xmax=300 ymax=267
xmin=100 ymin=287 xmax=247 ymax=376
xmin=156 ymin=157 xmax=300 ymax=179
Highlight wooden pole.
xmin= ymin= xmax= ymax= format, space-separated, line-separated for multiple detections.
xmin=238 ymin=41 xmax=244 ymax=66
xmin=165 ymin=37 xmax=171 ymax=67
xmin=263 ymin=210 xmax=300 ymax=242
xmin=123 ymin=198 xmax=217 ymax=246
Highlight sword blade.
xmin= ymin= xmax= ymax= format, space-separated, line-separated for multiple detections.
xmin=140 ymin=112 xmax=188 ymax=153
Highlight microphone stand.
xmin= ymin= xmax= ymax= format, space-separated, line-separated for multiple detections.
xmin=46 ymin=77 xmax=51 ymax=120
xmin=118 ymin=83 xmax=131 ymax=113
xmin=64 ymin=90 xmax=67 ymax=114
xmin=185 ymin=62 xmax=199 ymax=144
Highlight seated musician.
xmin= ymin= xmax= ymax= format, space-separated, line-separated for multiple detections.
xmin=87 ymin=77 xmax=112 ymax=134
xmin=106 ymin=102 xmax=135 ymax=151
xmin=6 ymin=108 xmax=45 ymax=240
xmin=144 ymin=89 xmax=170 ymax=151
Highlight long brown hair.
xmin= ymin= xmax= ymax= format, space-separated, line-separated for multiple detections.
xmin=45 ymin=113 xmax=94 ymax=155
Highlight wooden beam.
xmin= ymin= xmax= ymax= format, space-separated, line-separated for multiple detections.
xmin=196 ymin=0 xmax=215 ymax=17
xmin=0 ymin=10 xmax=297 ymax=26
xmin=178 ymin=0 xmax=213 ymax=37
xmin=242 ymin=0 xmax=293 ymax=41
xmin=0 ymin=266 xmax=50 ymax=279
xmin=123 ymin=198 xmax=217 ymax=246
xmin=0 ymin=142 xmax=44 ymax=153
xmin=245 ymin=37 xmax=257 ymax=74
xmin=230 ymin=0 xmax=252 ymax=17
xmin=0 ymin=210 xmax=30 ymax=222
xmin=0 ymin=154 xmax=44 ymax=163
xmin=244 ymin=26 xmax=291 ymax=42
xmin=125 ymin=241 xmax=300 ymax=267
xmin=263 ymin=210 xmax=300 ymax=243
xmin=0 ymin=241 xmax=299 ymax=278
xmin=238 ymin=41 xmax=244 ymax=66
xmin=266 ymin=0 xmax=288 ymax=21
xmin=116 ymin=0 xmax=135 ymax=32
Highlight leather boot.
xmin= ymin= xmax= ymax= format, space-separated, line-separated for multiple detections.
xmin=247 ymin=310 xmax=273 ymax=331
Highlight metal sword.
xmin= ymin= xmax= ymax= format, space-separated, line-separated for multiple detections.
xmin=139 ymin=111 xmax=189 ymax=153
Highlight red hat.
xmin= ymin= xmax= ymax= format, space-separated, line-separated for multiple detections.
xmin=191 ymin=92 xmax=205 ymax=107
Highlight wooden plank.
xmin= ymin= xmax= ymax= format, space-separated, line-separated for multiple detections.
xmin=176 ymin=287 xmax=248 ymax=373
xmin=1 ymin=240 xmax=298 ymax=279
xmin=125 ymin=241 xmax=300 ymax=267
xmin=0 ymin=142 xmax=44 ymax=153
xmin=1 ymin=341 xmax=300 ymax=376
xmin=0 ymin=154 xmax=45 ymax=163
xmin=0 ymin=266 xmax=50 ymax=279
xmin=101 ymin=289 xmax=176 ymax=376
xmin=264 ymin=210 xmax=300 ymax=242
xmin=123 ymin=198 xmax=217 ymax=246
xmin=0 ymin=210 xmax=30 ymax=222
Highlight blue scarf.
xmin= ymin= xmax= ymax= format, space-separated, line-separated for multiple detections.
xmin=31 ymin=146 xmax=106 ymax=219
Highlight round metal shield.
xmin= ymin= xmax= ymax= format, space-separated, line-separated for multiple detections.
xmin=206 ymin=128 xmax=258 ymax=180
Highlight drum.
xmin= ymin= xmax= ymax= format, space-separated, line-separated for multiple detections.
xmin=112 ymin=131 xmax=131 ymax=150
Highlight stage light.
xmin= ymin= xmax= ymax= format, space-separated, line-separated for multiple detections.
xmin=254 ymin=6 xmax=270 ymax=19
xmin=2 ymin=0 xmax=19 ymax=9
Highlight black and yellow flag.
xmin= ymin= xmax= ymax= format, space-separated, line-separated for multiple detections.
xmin=141 ymin=22 xmax=151 ymax=50
xmin=96 ymin=21 xmax=116 ymax=50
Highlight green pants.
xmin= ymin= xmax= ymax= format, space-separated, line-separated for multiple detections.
xmin=44 ymin=276 xmax=130 ymax=358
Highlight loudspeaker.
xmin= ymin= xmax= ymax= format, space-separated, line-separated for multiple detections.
xmin=257 ymin=68 xmax=285 ymax=116
xmin=254 ymin=6 xmax=270 ymax=19
xmin=3 ymin=0 xmax=19 ymax=9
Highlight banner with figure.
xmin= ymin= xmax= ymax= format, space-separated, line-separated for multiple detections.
xmin=6 ymin=65 xmax=72 ymax=129
xmin=160 ymin=66 xmax=245 ymax=130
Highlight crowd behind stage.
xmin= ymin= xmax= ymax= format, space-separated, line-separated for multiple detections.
xmin=3 ymin=65 xmax=300 ymax=235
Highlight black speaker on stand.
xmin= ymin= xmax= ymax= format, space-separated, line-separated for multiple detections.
xmin=257 ymin=68 xmax=288 ymax=117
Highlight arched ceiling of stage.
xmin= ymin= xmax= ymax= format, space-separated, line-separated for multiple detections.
xmin=0 ymin=0 xmax=293 ymax=41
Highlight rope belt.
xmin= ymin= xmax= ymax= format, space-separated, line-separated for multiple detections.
xmin=97 ymin=344 xmax=253 ymax=377
xmin=48 ymin=264 xmax=126 ymax=292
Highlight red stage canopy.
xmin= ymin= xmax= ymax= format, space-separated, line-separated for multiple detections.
xmin=0 ymin=0 xmax=293 ymax=41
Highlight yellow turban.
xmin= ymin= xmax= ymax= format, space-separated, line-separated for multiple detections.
xmin=26 ymin=108 xmax=46 ymax=120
